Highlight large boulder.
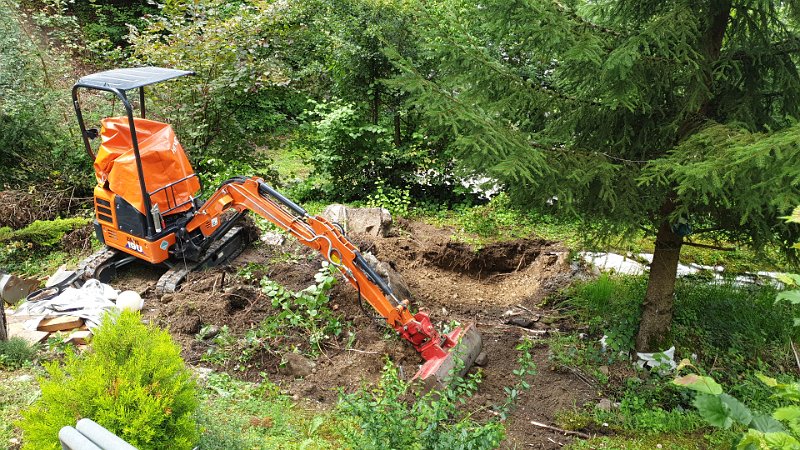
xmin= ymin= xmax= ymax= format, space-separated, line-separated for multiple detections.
xmin=322 ymin=204 xmax=392 ymax=237
xmin=361 ymin=252 xmax=414 ymax=302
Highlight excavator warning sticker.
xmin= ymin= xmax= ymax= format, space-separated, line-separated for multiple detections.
xmin=126 ymin=238 xmax=144 ymax=254
xmin=160 ymin=240 xmax=169 ymax=250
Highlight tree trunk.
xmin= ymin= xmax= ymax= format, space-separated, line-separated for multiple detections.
xmin=0 ymin=304 xmax=7 ymax=341
xmin=636 ymin=218 xmax=683 ymax=352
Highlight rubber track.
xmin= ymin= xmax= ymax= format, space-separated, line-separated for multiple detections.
xmin=75 ymin=248 xmax=121 ymax=281
xmin=155 ymin=226 xmax=247 ymax=296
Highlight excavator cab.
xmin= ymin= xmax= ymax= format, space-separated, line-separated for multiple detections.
xmin=72 ymin=67 xmax=205 ymax=264
xmin=71 ymin=67 xmax=482 ymax=387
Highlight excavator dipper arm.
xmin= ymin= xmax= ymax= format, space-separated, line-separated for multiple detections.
xmin=186 ymin=177 xmax=482 ymax=384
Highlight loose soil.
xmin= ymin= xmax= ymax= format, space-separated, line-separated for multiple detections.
xmin=126 ymin=219 xmax=599 ymax=449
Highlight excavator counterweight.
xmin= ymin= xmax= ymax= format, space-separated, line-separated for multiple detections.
xmin=69 ymin=67 xmax=483 ymax=386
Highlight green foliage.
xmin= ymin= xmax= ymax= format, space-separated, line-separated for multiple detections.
xmin=303 ymin=100 xmax=406 ymax=200
xmin=676 ymin=370 xmax=800 ymax=449
xmin=0 ymin=337 xmax=36 ymax=370
xmin=0 ymin=217 xmax=89 ymax=247
xmin=129 ymin=0 xmax=295 ymax=173
xmin=259 ymin=263 xmax=342 ymax=353
xmin=198 ymin=372 xmax=347 ymax=449
xmin=19 ymin=311 xmax=199 ymax=450
xmin=367 ymin=178 xmax=411 ymax=217
xmin=0 ymin=368 xmax=39 ymax=445
xmin=338 ymin=359 xmax=505 ymax=450
xmin=0 ymin=1 xmax=88 ymax=189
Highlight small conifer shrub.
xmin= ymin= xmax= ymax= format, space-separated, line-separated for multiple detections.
xmin=19 ymin=310 xmax=199 ymax=449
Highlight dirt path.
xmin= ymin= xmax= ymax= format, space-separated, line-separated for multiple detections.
xmin=129 ymin=219 xmax=599 ymax=448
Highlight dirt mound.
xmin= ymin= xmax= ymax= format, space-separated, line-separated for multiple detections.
xmin=0 ymin=189 xmax=84 ymax=229
xmin=61 ymin=223 xmax=94 ymax=252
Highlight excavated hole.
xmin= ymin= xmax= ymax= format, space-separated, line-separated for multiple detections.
xmin=423 ymin=239 xmax=548 ymax=278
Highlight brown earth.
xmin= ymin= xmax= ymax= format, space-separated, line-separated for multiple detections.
xmin=125 ymin=219 xmax=601 ymax=449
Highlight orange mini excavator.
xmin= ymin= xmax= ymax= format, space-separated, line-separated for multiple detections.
xmin=70 ymin=67 xmax=481 ymax=384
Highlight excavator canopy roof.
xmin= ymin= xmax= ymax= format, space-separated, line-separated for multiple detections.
xmin=75 ymin=67 xmax=194 ymax=91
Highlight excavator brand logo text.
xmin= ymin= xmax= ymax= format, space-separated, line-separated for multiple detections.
xmin=126 ymin=238 xmax=144 ymax=254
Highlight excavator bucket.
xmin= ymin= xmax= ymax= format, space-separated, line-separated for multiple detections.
xmin=413 ymin=323 xmax=483 ymax=389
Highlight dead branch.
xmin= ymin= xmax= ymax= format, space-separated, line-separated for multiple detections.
xmin=530 ymin=420 xmax=591 ymax=439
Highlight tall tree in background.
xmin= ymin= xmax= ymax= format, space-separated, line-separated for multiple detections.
xmin=397 ymin=0 xmax=800 ymax=351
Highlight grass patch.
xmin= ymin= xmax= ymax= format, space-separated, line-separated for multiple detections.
xmin=548 ymin=275 xmax=799 ymax=448
xmin=0 ymin=368 xmax=40 ymax=445
xmin=198 ymin=372 xmax=348 ymax=449
xmin=568 ymin=431 xmax=737 ymax=449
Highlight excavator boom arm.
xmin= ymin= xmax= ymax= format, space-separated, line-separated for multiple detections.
xmin=185 ymin=177 xmax=481 ymax=381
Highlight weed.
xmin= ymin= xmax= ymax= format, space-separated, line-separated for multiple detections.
xmin=0 ymin=337 xmax=36 ymax=370
xmin=258 ymin=263 xmax=343 ymax=354
xmin=0 ymin=368 xmax=40 ymax=446
xmin=338 ymin=359 xmax=505 ymax=450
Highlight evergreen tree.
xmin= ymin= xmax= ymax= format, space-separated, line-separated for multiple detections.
xmin=396 ymin=0 xmax=800 ymax=351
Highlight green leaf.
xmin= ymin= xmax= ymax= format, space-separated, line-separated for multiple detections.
xmin=763 ymin=432 xmax=800 ymax=448
xmin=758 ymin=373 xmax=779 ymax=387
xmin=776 ymin=290 xmax=800 ymax=305
xmin=694 ymin=393 xmax=733 ymax=429
xmin=674 ymin=374 xmax=724 ymax=395
xmin=750 ymin=414 xmax=787 ymax=433
xmin=774 ymin=406 xmax=800 ymax=423
xmin=776 ymin=273 xmax=800 ymax=286
xmin=720 ymin=394 xmax=752 ymax=426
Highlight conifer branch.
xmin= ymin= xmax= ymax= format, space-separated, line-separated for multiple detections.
xmin=682 ymin=241 xmax=735 ymax=251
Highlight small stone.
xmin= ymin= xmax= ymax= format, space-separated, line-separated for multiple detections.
xmin=474 ymin=351 xmax=488 ymax=367
xmin=161 ymin=293 xmax=174 ymax=304
xmin=202 ymin=326 xmax=220 ymax=340
xmin=14 ymin=374 xmax=33 ymax=383
xmin=282 ymin=352 xmax=316 ymax=378
xmin=195 ymin=367 xmax=213 ymax=381
xmin=597 ymin=398 xmax=613 ymax=412
xmin=599 ymin=365 xmax=609 ymax=376
xmin=260 ymin=231 xmax=286 ymax=246
xmin=507 ymin=316 xmax=533 ymax=328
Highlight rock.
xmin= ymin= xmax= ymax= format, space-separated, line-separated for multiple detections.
xmin=362 ymin=252 xmax=414 ymax=301
xmin=14 ymin=374 xmax=33 ymax=383
xmin=599 ymin=365 xmax=610 ymax=376
xmin=322 ymin=204 xmax=392 ymax=237
xmin=475 ymin=351 xmax=488 ymax=367
xmin=260 ymin=231 xmax=286 ymax=246
xmin=597 ymin=398 xmax=613 ymax=412
xmin=506 ymin=316 xmax=534 ymax=328
xmin=201 ymin=325 xmax=220 ymax=340
xmin=160 ymin=293 xmax=174 ymax=304
xmin=195 ymin=367 xmax=214 ymax=381
xmin=282 ymin=352 xmax=316 ymax=378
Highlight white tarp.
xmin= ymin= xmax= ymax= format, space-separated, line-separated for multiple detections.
xmin=14 ymin=279 xmax=119 ymax=329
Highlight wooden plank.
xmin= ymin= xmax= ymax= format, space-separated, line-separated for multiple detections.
xmin=7 ymin=322 xmax=49 ymax=344
xmin=64 ymin=330 xmax=92 ymax=345
xmin=37 ymin=315 xmax=84 ymax=332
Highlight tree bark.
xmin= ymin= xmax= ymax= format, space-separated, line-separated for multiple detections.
xmin=636 ymin=216 xmax=683 ymax=352
xmin=393 ymin=112 xmax=401 ymax=147
xmin=0 ymin=304 xmax=7 ymax=341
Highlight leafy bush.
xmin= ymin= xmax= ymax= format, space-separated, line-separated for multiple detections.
xmin=675 ymin=369 xmax=800 ymax=449
xmin=339 ymin=338 xmax=535 ymax=450
xmin=0 ymin=337 xmax=36 ymax=369
xmin=367 ymin=178 xmax=411 ymax=217
xmin=19 ymin=311 xmax=199 ymax=450
xmin=338 ymin=360 xmax=505 ymax=450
